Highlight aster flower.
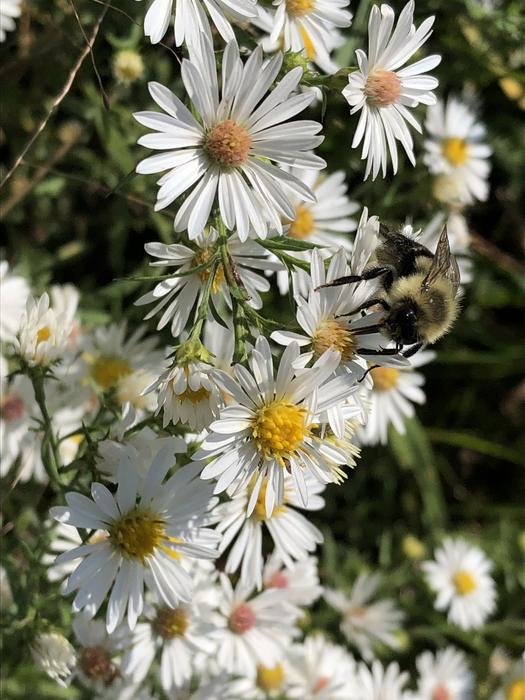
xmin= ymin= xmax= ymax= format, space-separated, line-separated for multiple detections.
xmin=422 ymin=537 xmax=497 ymax=630
xmin=324 ymin=572 xmax=404 ymax=660
xmin=195 ymin=336 xmax=354 ymax=514
xmin=355 ymin=660 xmax=409 ymax=700
xmin=263 ymin=553 xmax=322 ymax=606
xmin=344 ymin=0 xmax=440 ymax=179
xmin=135 ymin=34 xmax=325 ymax=241
xmin=268 ymin=0 xmax=352 ymax=74
xmin=357 ymin=349 xmax=434 ymax=446
xmin=50 ymin=447 xmax=220 ymax=632
xmin=44 ymin=522 xmax=109 ymax=589
xmin=286 ymin=634 xmax=358 ymax=700
xmin=0 ymin=0 xmax=22 ymax=42
xmin=136 ymin=0 xmax=257 ymax=47
xmin=0 ymin=260 xmax=29 ymax=343
xmin=424 ymin=96 xmax=492 ymax=205
xmin=135 ymin=229 xmax=282 ymax=337
xmin=31 ymin=632 xmax=77 ymax=687
xmin=211 ymin=574 xmax=300 ymax=678
xmin=72 ymin=616 xmax=123 ymax=691
xmin=491 ymin=655 xmax=525 ymax=700
xmin=408 ymin=647 xmax=473 ymax=700
xmin=215 ymin=472 xmax=325 ymax=590
xmin=15 ymin=293 xmax=73 ymax=367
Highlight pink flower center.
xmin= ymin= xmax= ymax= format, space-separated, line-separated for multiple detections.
xmin=1 ymin=394 xmax=25 ymax=421
xmin=205 ymin=119 xmax=252 ymax=168
xmin=228 ymin=602 xmax=256 ymax=634
xmin=266 ymin=571 xmax=289 ymax=589
xmin=432 ymin=684 xmax=451 ymax=700
xmin=313 ymin=676 xmax=330 ymax=693
xmin=364 ymin=69 xmax=402 ymax=108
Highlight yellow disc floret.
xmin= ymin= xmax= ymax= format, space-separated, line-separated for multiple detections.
xmin=193 ymin=247 xmax=225 ymax=294
xmin=110 ymin=507 xmax=165 ymax=563
xmin=312 ymin=318 xmax=357 ymax=360
xmin=365 ymin=70 xmax=402 ymax=108
xmin=257 ymin=664 xmax=285 ymax=692
xmin=36 ymin=326 xmax=52 ymax=344
xmin=250 ymin=476 xmax=286 ymax=520
xmin=370 ymin=366 xmax=400 ymax=392
xmin=205 ymin=119 xmax=252 ymax=168
xmin=153 ymin=607 xmax=190 ymax=640
xmin=452 ymin=569 xmax=477 ymax=595
xmin=506 ymin=679 xmax=525 ymax=700
xmin=252 ymin=400 xmax=309 ymax=464
xmin=288 ymin=204 xmax=315 ymax=239
xmin=91 ymin=356 xmax=132 ymax=390
xmin=286 ymin=0 xmax=314 ymax=16
xmin=442 ymin=137 xmax=469 ymax=166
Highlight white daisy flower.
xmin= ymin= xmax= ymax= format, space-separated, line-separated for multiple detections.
xmin=357 ymin=349 xmax=435 ymax=446
xmin=424 ymin=97 xmax=492 ymax=205
xmin=136 ymin=0 xmax=257 ymax=47
xmin=0 ymin=0 xmax=22 ymax=42
xmin=286 ymin=634 xmax=358 ymax=700
xmin=44 ymin=522 xmax=109 ymax=588
xmin=135 ymin=34 xmax=325 ymax=242
xmin=72 ymin=616 xmax=124 ymax=691
xmin=409 ymin=647 xmax=473 ymax=700
xmin=195 ymin=336 xmax=354 ymax=513
xmin=0 ymin=260 xmax=29 ymax=343
xmin=120 ymin=591 xmax=218 ymax=694
xmin=212 ymin=574 xmax=300 ymax=678
xmin=215 ymin=472 xmax=325 ymax=590
xmin=31 ymin=632 xmax=77 ymax=687
xmin=50 ymin=447 xmax=220 ymax=632
xmin=0 ymin=356 xmax=36 ymax=478
xmin=15 ymin=293 xmax=73 ymax=367
xmin=135 ymin=228 xmax=282 ymax=337
xmin=491 ymin=655 xmax=525 ymax=700
xmin=355 ymin=660 xmax=409 ymax=700
xmin=269 ymin=0 xmax=352 ymax=74
xmin=324 ymin=572 xmax=404 ymax=660
xmin=263 ymin=553 xmax=322 ymax=606
xmin=422 ymin=537 xmax=497 ymax=630
xmin=228 ymin=662 xmax=291 ymax=699
xmin=344 ymin=0 xmax=440 ymax=179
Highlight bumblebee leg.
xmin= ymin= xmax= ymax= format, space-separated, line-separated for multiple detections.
xmin=402 ymin=342 xmax=424 ymax=358
xmin=337 ymin=297 xmax=391 ymax=318
xmin=316 ymin=266 xmax=394 ymax=290
xmin=356 ymin=347 xmax=401 ymax=355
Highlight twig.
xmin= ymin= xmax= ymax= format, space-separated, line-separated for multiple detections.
xmin=0 ymin=5 xmax=108 ymax=191
xmin=469 ymin=232 xmax=525 ymax=276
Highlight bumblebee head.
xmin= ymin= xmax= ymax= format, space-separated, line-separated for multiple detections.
xmin=384 ymin=300 xmax=420 ymax=345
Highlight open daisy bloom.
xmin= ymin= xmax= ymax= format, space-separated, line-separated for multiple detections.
xmin=0 ymin=261 xmax=29 ymax=343
xmin=135 ymin=34 xmax=325 ymax=241
xmin=424 ymin=97 xmax=492 ymax=205
xmin=344 ymin=0 xmax=441 ymax=179
xmin=16 ymin=293 xmax=73 ymax=367
xmin=411 ymin=647 xmax=473 ymax=700
xmin=50 ymin=447 xmax=220 ymax=633
xmin=195 ymin=336 xmax=355 ymax=515
xmin=422 ymin=537 xmax=497 ymax=630
xmin=356 ymin=660 xmax=409 ymax=699
xmin=137 ymin=0 xmax=257 ymax=47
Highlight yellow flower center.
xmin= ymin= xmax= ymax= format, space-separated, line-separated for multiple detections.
xmin=364 ymin=69 xmax=402 ymax=108
xmin=257 ymin=664 xmax=285 ymax=692
xmin=193 ymin=247 xmax=225 ymax=294
xmin=250 ymin=476 xmax=286 ymax=520
xmin=109 ymin=507 xmax=181 ymax=564
xmin=287 ymin=204 xmax=315 ymax=239
xmin=252 ymin=400 xmax=309 ymax=465
xmin=286 ymin=0 xmax=315 ymax=16
xmin=506 ymin=680 xmax=525 ymax=700
xmin=153 ymin=606 xmax=190 ymax=640
xmin=432 ymin=684 xmax=451 ymax=700
xmin=299 ymin=26 xmax=315 ymax=59
xmin=442 ymin=137 xmax=469 ymax=166
xmin=205 ymin=119 xmax=252 ymax=168
xmin=452 ymin=569 xmax=477 ymax=595
xmin=91 ymin=355 xmax=132 ymax=390
xmin=312 ymin=318 xmax=357 ymax=361
xmin=179 ymin=384 xmax=211 ymax=404
xmin=36 ymin=326 xmax=52 ymax=344
xmin=370 ymin=366 xmax=400 ymax=392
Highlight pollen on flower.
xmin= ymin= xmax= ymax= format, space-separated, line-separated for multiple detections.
xmin=91 ymin=356 xmax=132 ymax=390
xmin=109 ymin=507 xmax=165 ymax=563
xmin=193 ymin=247 xmax=225 ymax=294
xmin=442 ymin=137 xmax=469 ymax=166
xmin=506 ymin=679 xmax=525 ymax=700
xmin=251 ymin=477 xmax=286 ymax=520
xmin=1 ymin=394 xmax=25 ymax=421
xmin=79 ymin=646 xmax=118 ymax=685
xmin=257 ymin=663 xmax=285 ymax=692
xmin=153 ymin=606 xmax=190 ymax=640
xmin=287 ymin=204 xmax=315 ymax=239
xmin=431 ymin=685 xmax=452 ymax=700
xmin=36 ymin=326 xmax=52 ymax=344
xmin=252 ymin=400 xmax=309 ymax=464
xmin=364 ymin=69 xmax=402 ymax=108
xmin=312 ymin=318 xmax=357 ymax=360
xmin=286 ymin=0 xmax=315 ymax=17
xmin=452 ymin=569 xmax=477 ymax=595
xmin=205 ymin=119 xmax=252 ymax=168
xmin=228 ymin=602 xmax=256 ymax=635
xmin=371 ymin=366 xmax=400 ymax=392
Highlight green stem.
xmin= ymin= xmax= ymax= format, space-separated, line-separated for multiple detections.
xmin=30 ymin=370 xmax=63 ymax=492
xmin=188 ymin=254 xmax=220 ymax=343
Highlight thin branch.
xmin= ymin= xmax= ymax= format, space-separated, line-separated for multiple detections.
xmin=0 ymin=5 xmax=108 ymax=191
xmin=469 ymin=232 xmax=525 ymax=276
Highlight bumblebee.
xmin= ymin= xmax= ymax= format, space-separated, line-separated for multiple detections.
xmin=318 ymin=226 xmax=460 ymax=358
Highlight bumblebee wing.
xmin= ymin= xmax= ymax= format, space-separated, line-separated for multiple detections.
xmin=421 ymin=227 xmax=460 ymax=294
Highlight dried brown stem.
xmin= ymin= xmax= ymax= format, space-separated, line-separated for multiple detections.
xmin=469 ymin=232 xmax=525 ymax=276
